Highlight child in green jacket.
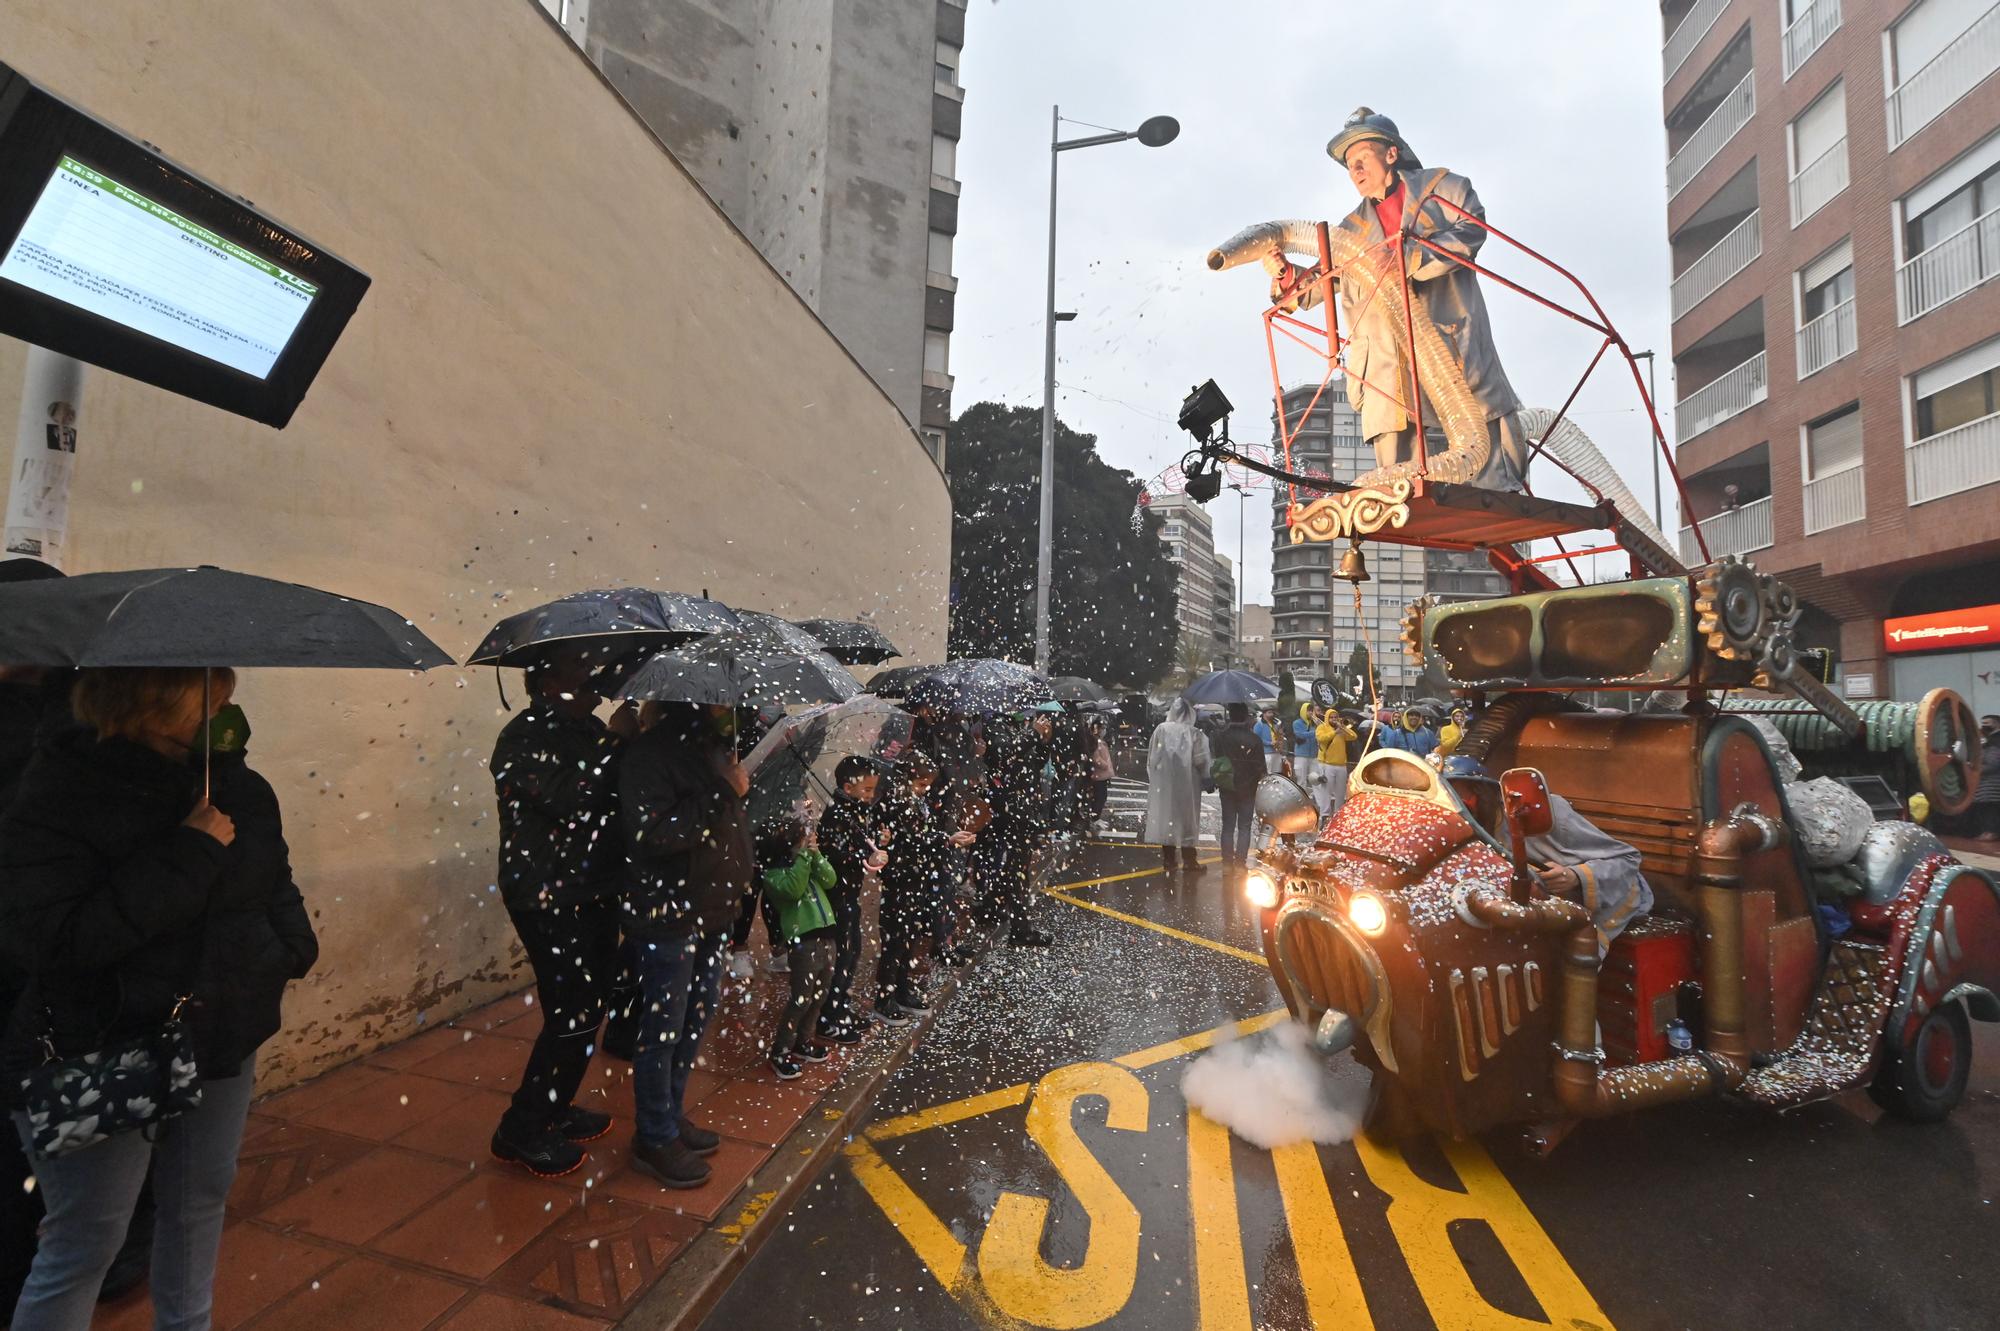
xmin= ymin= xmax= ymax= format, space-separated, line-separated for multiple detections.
xmin=756 ymin=816 xmax=839 ymax=1079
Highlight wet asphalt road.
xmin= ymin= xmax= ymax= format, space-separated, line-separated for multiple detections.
xmin=699 ymin=842 xmax=2000 ymax=1331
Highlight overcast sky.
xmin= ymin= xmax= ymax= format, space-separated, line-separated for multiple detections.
xmin=950 ymin=0 xmax=1676 ymax=607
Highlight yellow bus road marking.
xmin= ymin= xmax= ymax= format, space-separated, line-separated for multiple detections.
xmin=1273 ymin=1140 xmax=1375 ymax=1328
xmin=980 ymin=1062 xmax=1148 ymax=1328
xmin=1355 ymin=1132 xmax=1614 ymax=1331
xmin=1046 ymin=864 xmax=1179 ymax=893
xmin=1187 ymin=1109 xmax=1253 ymax=1330
xmin=848 ymin=1005 xmax=1615 ymax=1329
xmin=1043 ymin=887 xmax=1267 ymax=966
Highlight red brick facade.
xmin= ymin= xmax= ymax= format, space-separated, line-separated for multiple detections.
xmin=1664 ymin=0 xmax=2000 ymax=701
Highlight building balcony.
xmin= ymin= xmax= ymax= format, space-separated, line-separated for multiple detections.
xmin=1784 ymin=0 xmax=1841 ymax=79
xmin=1802 ymin=464 xmax=1866 ymax=534
xmin=1888 ymin=1 xmax=2000 ymax=150
xmin=1678 ymin=494 xmax=1772 ymax=564
xmin=1795 ymin=297 xmax=1857 ymax=378
xmin=1665 ymin=0 xmax=1731 ymax=82
xmin=1898 ymin=204 xmax=2000 ymax=323
xmin=1671 ymin=208 xmax=1760 ymax=320
xmin=1676 ymin=350 xmax=1768 ymax=440
xmin=1908 ymin=409 xmax=2000 ymax=503
xmin=1668 ymin=71 xmax=1755 ymax=201
xmin=1789 ymin=138 xmax=1848 ymax=225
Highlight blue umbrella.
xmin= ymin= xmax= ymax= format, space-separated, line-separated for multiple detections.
xmin=1182 ymin=670 xmax=1279 ymax=705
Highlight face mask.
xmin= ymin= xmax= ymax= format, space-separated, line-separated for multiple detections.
xmin=204 ymin=703 xmax=251 ymax=756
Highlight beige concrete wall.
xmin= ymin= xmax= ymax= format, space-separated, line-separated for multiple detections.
xmin=0 ymin=0 xmax=950 ymax=1088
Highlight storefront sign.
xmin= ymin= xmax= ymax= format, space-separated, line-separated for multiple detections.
xmin=1883 ymin=605 xmax=2000 ymax=655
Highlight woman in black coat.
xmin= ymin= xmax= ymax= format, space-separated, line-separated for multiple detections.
xmin=1 ymin=668 xmax=316 ymax=1331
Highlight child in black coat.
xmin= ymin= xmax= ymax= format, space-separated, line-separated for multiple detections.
xmin=815 ymin=756 xmax=885 ymax=1040
xmin=875 ymin=756 xmax=973 ymax=1020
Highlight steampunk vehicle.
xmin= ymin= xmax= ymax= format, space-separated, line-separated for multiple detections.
xmin=1245 ymin=571 xmax=1997 ymax=1148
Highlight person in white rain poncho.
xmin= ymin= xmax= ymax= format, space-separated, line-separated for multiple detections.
xmin=1145 ymin=699 xmax=1211 ymax=875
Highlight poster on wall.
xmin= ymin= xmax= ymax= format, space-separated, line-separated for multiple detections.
xmin=3 ymin=392 xmax=77 ymax=563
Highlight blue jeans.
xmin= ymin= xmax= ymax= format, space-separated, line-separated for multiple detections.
xmin=1219 ymin=792 xmax=1254 ymax=866
xmin=631 ymin=933 xmax=725 ymax=1144
xmin=10 ymin=1061 xmax=256 ymax=1331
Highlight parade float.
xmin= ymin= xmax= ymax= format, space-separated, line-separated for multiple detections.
xmin=1180 ymin=110 xmax=1997 ymax=1149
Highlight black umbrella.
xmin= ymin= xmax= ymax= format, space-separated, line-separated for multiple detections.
xmin=865 ymin=663 xmax=936 ymax=699
xmin=1181 ymin=669 xmax=1279 ymax=705
xmin=875 ymin=658 xmax=1054 ymax=715
xmin=791 ymin=618 xmax=901 ymax=667
xmin=1049 ymin=675 xmax=1111 ymax=702
xmin=0 ymin=557 xmax=64 ymax=584
xmin=0 ymin=566 xmax=452 ymax=669
xmin=616 ymin=632 xmax=860 ymax=710
xmin=466 ymin=586 xmax=737 ymax=668
xmin=0 ymin=566 xmax=453 ymax=797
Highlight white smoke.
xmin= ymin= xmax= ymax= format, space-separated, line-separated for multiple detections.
xmin=1180 ymin=1019 xmax=1366 ymax=1149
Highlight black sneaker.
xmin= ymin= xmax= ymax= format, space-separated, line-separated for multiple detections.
xmin=491 ymin=1122 xmax=585 ymax=1179
xmin=818 ymin=1021 xmax=864 ymax=1046
xmin=872 ymin=1002 xmax=913 ymax=1028
xmin=632 ymin=1135 xmax=711 ymax=1189
xmin=771 ymin=1056 xmax=803 ymax=1080
xmin=797 ymin=1041 xmax=832 ymax=1062
xmin=894 ymin=990 xmax=932 ymax=1015
xmin=677 ymin=1116 xmax=721 ymax=1156
xmin=554 ymin=1106 xmax=614 ymax=1143
xmin=1008 ymin=926 xmax=1053 ymax=948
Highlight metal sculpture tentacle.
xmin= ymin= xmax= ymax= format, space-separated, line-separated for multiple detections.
xmin=1207 ymin=219 xmax=1493 ymax=485
xmin=1515 ymin=407 xmax=1675 ymax=555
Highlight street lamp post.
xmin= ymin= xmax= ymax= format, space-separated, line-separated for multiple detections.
xmin=1035 ymin=106 xmax=1179 ymax=674
xmin=1635 ymin=349 xmax=1662 ymax=531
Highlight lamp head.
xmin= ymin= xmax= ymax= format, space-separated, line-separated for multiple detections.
xmin=1136 ymin=115 xmax=1181 ymax=148
xmin=1176 ymin=379 xmax=1233 ymax=444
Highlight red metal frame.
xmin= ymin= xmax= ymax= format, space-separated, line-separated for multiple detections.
xmin=1258 ymin=190 xmax=1712 ymax=582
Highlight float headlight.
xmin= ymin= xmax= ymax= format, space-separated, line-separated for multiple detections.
xmin=1348 ymin=890 xmax=1389 ymax=936
xmin=1244 ymin=869 xmax=1281 ymax=910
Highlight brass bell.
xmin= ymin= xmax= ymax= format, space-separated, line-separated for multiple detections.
xmin=1335 ymin=539 xmax=1370 ymax=584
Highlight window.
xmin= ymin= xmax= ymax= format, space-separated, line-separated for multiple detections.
xmin=923 ymin=329 xmax=950 ymax=376
xmin=1800 ymin=240 xmax=1854 ymax=320
xmin=935 ymin=41 xmax=961 ymax=86
xmin=1892 ymin=0 xmax=1988 ymax=82
xmin=1790 ymin=79 xmax=1846 ymax=172
xmin=931 ymin=134 xmax=957 ymax=179
xmin=927 ymin=230 xmax=953 ymax=276
xmin=1906 ymin=158 xmax=2000 ymax=259
xmin=1804 ymin=404 xmax=1862 ymax=479
xmin=1914 ymin=336 xmax=2000 ymax=437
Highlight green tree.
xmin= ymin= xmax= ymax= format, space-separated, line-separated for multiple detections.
xmin=945 ymin=402 xmax=1179 ymax=685
xmin=1345 ymin=642 xmax=1383 ymax=700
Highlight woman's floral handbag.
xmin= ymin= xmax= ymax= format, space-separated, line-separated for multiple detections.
xmin=17 ymin=999 xmax=203 ymax=1159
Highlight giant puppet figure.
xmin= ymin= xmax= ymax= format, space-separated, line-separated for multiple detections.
xmin=1219 ymin=109 xmax=1532 ymax=493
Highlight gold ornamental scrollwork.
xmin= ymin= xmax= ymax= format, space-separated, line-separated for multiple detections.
xmin=1287 ymin=479 xmax=1413 ymax=544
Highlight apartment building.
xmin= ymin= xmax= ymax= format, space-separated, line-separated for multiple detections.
xmin=1664 ymin=0 xmax=2000 ymax=712
xmin=1151 ymin=489 xmax=1226 ymax=659
xmin=543 ymin=0 xmax=966 ymax=460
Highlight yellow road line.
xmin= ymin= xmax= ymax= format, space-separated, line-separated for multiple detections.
xmin=844 ymin=1137 xmax=967 ymax=1289
xmin=1114 ymin=1009 xmax=1288 ymax=1070
xmin=865 ymin=1010 xmax=1289 ymax=1143
xmin=1044 ymin=888 xmax=1267 ymax=966
xmin=867 ymin=1083 xmax=1034 ymax=1142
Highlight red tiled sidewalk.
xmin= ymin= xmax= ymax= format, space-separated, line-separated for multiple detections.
xmin=90 ymin=933 xmax=894 ymax=1330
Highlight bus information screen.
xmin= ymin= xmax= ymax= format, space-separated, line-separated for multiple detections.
xmin=0 ymin=155 xmax=316 ymax=379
